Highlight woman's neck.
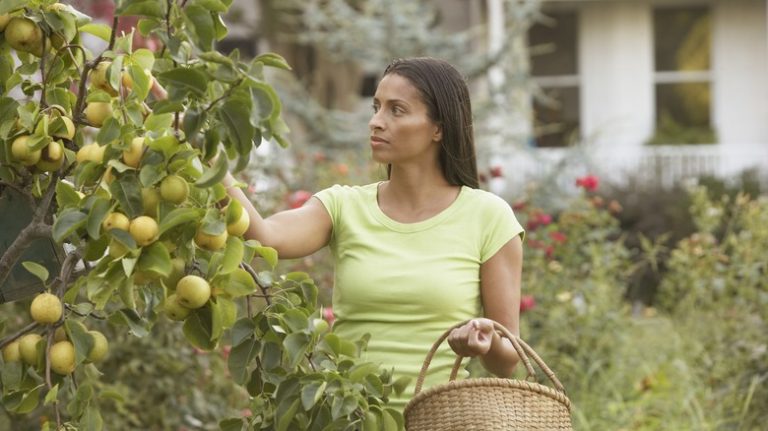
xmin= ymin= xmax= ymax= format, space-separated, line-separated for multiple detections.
xmin=378 ymin=165 xmax=461 ymax=222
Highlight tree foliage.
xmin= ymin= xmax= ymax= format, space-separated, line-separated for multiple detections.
xmin=0 ymin=1 xmax=405 ymax=429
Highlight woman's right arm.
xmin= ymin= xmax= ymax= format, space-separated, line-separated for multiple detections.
xmin=223 ymin=173 xmax=332 ymax=259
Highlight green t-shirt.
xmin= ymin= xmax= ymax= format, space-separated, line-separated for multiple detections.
xmin=314 ymin=182 xmax=524 ymax=410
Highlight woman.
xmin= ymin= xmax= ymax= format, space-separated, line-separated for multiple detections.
xmin=223 ymin=57 xmax=525 ymax=410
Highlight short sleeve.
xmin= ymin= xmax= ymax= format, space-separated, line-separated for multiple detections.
xmin=479 ymin=194 xmax=525 ymax=263
xmin=313 ymin=185 xmax=346 ymax=245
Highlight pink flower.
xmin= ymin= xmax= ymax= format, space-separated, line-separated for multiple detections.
xmin=576 ymin=175 xmax=599 ymax=191
xmin=520 ymin=295 xmax=536 ymax=313
xmin=287 ymin=190 xmax=312 ymax=209
xmin=549 ymin=231 xmax=567 ymax=244
xmin=322 ymin=307 xmax=335 ymax=325
xmin=489 ymin=166 xmax=503 ymax=178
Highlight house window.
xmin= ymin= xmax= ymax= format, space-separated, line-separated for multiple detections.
xmin=650 ymin=6 xmax=715 ymax=145
xmin=529 ymin=11 xmax=580 ymax=148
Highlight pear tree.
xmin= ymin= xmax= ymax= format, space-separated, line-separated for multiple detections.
xmin=0 ymin=1 xmax=406 ymax=429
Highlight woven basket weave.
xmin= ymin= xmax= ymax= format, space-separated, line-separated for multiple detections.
xmin=404 ymin=320 xmax=572 ymax=430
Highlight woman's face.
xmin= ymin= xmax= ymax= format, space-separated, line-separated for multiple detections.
xmin=368 ymin=73 xmax=442 ymax=166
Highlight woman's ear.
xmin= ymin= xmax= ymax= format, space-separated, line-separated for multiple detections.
xmin=433 ymin=124 xmax=443 ymax=143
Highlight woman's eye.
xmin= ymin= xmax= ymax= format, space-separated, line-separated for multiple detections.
xmin=372 ymin=105 xmax=379 ymax=113
xmin=391 ymin=106 xmax=403 ymax=114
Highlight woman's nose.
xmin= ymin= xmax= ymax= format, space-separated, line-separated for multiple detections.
xmin=368 ymin=110 xmax=384 ymax=131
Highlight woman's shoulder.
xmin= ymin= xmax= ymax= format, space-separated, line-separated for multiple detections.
xmin=461 ymin=187 xmax=513 ymax=212
xmin=317 ymin=182 xmax=378 ymax=197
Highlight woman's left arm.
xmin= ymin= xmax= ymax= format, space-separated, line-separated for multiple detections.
xmin=447 ymin=235 xmax=523 ymax=377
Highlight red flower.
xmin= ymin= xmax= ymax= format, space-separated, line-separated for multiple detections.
xmin=536 ymin=213 xmax=552 ymax=226
xmin=520 ymin=295 xmax=536 ymax=313
xmin=549 ymin=231 xmax=567 ymax=244
xmin=576 ymin=175 xmax=599 ymax=191
xmin=322 ymin=307 xmax=335 ymax=325
xmin=287 ymin=190 xmax=312 ymax=209
xmin=545 ymin=246 xmax=554 ymax=259
xmin=489 ymin=166 xmax=503 ymax=178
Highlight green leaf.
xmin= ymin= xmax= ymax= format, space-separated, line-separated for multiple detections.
xmin=219 ymin=418 xmax=245 ymax=431
xmin=4 ymin=385 xmax=43 ymax=414
xmin=300 ymin=381 xmax=326 ymax=411
xmin=231 ymin=318 xmax=257 ymax=347
xmin=228 ymin=338 xmax=259 ymax=385
xmin=87 ymin=197 xmax=112 ymax=239
xmin=79 ymin=23 xmax=111 ymax=41
xmin=126 ymin=64 xmax=151 ymax=101
xmin=158 ymin=207 xmax=202 ymax=235
xmin=53 ymin=209 xmax=87 ymax=243
xmin=219 ymin=99 xmax=255 ymax=155
xmin=109 ymin=309 xmax=149 ymax=337
xmin=131 ymin=48 xmax=156 ymax=71
xmin=380 ymin=409 xmax=398 ymax=431
xmin=150 ymin=100 xmax=185 ymax=115
xmin=362 ymin=410 xmax=379 ymax=431
xmin=80 ymin=405 xmax=104 ymax=431
xmin=183 ymin=306 xmax=217 ymax=350
xmin=185 ymin=5 xmax=215 ymax=51
xmin=0 ymin=0 xmax=24 ymax=15
xmin=21 ymin=261 xmax=49 ymax=283
xmin=220 ymin=237 xmax=244 ymax=274
xmin=221 ymin=268 xmax=256 ymax=298
xmin=255 ymin=246 xmax=278 ymax=270
xmin=349 ymin=362 xmax=381 ymax=383
xmin=116 ymin=0 xmax=165 ymax=18
xmin=137 ymin=242 xmax=172 ymax=278
xmin=193 ymin=0 xmax=229 ymax=12
xmin=276 ymin=398 xmax=300 ymax=431
xmin=144 ymin=113 xmax=174 ymax=132
xmin=254 ymin=53 xmax=292 ymax=71
xmin=65 ymin=319 xmax=94 ymax=365
xmin=282 ymin=308 xmax=308 ymax=332
xmin=194 ymin=151 xmax=228 ymax=187
xmin=109 ymin=172 xmax=143 ymax=219
xmin=283 ymin=332 xmax=310 ymax=369
xmin=96 ymin=118 xmax=121 ymax=145
xmin=158 ymin=68 xmax=208 ymax=98
xmin=43 ymin=384 xmax=59 ymax=406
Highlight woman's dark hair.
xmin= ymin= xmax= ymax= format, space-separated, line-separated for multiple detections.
xmin=382 ymin=57 xmax=479 ymax=189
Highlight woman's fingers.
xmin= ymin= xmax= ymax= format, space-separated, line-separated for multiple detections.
xmin=448 ymin=320 xmax=493 ymax=357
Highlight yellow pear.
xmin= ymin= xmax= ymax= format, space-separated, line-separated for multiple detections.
xmin=86 ymin=331 xmax=108 ymax=363
xmin=11 ymin=135 xmax=41 ymax=166
xmin=85 ymin=102 xmax=113 ymax=127
xmin=30 ymin=293 xmax=63 ymax=324
xmin=18 ymin=333 xmax=42 ymax=365
xmin=175 ymin=275 xmax=211 ymax=309
xmin=102 ymin=212 xmax=130 ymax=232
xmin=123 ymin=137 xmax=144 ymax=168
xmin=2 ymin=340 xmax=21 ymax=363
xmin=49 ymin=341 xmax=75 ymax=374
xmin=36 ymin=141 xmax=65 ymax=172
xmin=4 ymin=17 xmax=44 ymax=57
xmin=129 ymin=216 xmax=159 ymax=246
xmin=194 ymin=227 xmax=228 ymax=251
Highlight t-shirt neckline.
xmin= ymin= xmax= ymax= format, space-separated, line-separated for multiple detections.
xmin=369 ymin=182 xmax=469 ymax=233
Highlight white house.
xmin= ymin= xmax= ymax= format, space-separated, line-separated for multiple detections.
xmin=491 ymin=0 xmax=768 ymax=188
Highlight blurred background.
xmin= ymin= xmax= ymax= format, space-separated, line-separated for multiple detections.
xmin=2 ymin=1 xmax=765 ymax=429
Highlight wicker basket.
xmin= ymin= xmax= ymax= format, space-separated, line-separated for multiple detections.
xmin=404 ymin=320 xmax=572 ymax=430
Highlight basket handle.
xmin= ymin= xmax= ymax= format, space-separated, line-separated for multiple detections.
xmin=413 ymin=320 xmax=567 ymax=396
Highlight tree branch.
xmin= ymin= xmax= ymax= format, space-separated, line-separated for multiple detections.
xmin=241 ymin=262 xmax=271 ymax=306
xmin=0 ymin=222 xmax=53 ymax=292
xmin=0 ymin=322 xmax=40 ymax=350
